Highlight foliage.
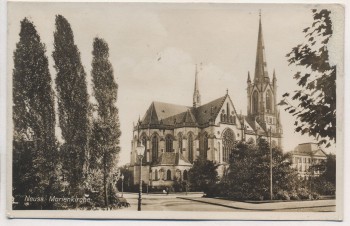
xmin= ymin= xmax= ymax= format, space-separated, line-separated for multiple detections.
xmin=89 ymin=38 xmax=121 ymax=207
xmin=117 ymin=164 xmax=133 ymax=192
xmin=188 ymin=156 xmax=218 ymax=195
xmin=223 ymin=139 xmax=299 ymax=200
xmin=52 ymin=15 xmax=90 ymax=195
xmin=280 ymin=9 xmax=336 ymax=147
xmin=12 ymin=18 xmax=58 ymax=209
xmin=309 ymin=153 xmax=336 ymax=195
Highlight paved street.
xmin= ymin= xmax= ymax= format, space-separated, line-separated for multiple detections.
xmin=118 ymin=192 xmax=335 ymax=212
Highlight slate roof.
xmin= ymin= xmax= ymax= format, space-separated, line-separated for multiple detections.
xmin=292 ymin=143 xmax=327 ymax=157
xmin=141 ymin=101 xmax=191 ymax=126
xmin=140 ymin=95 xmax=228 ymax=128
xmin=156 ymin=152 xmax=192 ymax=166
xmin=195 ymin=96 xmax=226 ymax=125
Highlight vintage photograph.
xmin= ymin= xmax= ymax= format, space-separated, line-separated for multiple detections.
xmin=7 ymin=1 xmax=344 ymax=220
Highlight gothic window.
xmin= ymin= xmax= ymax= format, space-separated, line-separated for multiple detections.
xmin=218 ymin=142 xmax=221 ymax=163
xmin=178 ymin=133 xmax=183 ymax=153
xmin=222 ymin=128 xmax=235 ymax=162
xmin=252 ymin=91 xmax=259 ymax=114
xmin=188 ymin=133 xmax=194 ymax=163
xmin=266 ymin=90 xmax=272 ymax=113
xmin=141 ymin=135 xmax=147 ymax=162
xmin=155 ymin=169 xmax=158 ymax=180
xmin=165 ymin=135 xmax=173 ymax=152
xmin=152 ymin=135 xmax=159 ymax=162
xmin=227 ymin=103 xmax=230 ymax=119
xmin=167 ymin=169 xmax=172 ymax=180
xmin=200 ymin=132 xmax=208 ymax=159
xmin=183 ymin=170 xmax=188 ymax=180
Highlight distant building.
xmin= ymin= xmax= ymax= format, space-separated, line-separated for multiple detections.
xmin=290 ymin=143 xmax=327 ymax=179
xmin=129 ymin=14 xmax=283 ymax=187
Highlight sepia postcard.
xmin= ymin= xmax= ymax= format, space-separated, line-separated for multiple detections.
xmin=6 ymin=1 xmax=344 ymax=220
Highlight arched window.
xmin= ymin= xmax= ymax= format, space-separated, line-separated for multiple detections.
xmin=178 ymin=133 xmax=183 ymax=153
xmin=200 ymin=132 xmax=208 ymax=159
xmin=252 ymin=91 xmax=259 ymax=114
xmin=167 ymin=169 xmax=172 ymax=180
xmin=227 ymin=103 xmax=230 ymax=119
xmin=152 ymin=135 xmax=159 ymax=162
xmin=218 ymin=142 xmax=221 ymax=163
xmin=222 ymin=128 xmax=235 ymax=162
xmin=266 ymin=90 xmax=272 ymax=113
xmin=183 ymin=170 xmax=188 ymax=180
xmin=141 ymin=135 xmax=147 ymax=162
xmin=165 ymin=135 xmax=173 ymax=152
xmin=155 ymin=169 xmax=158 ymax=180
xmin=188 ymin=133 xmax=194 ymax=163
xmin=175 ymin=169 xmax=181 ymax=181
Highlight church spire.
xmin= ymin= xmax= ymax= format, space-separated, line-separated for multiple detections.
xmin=193 ymin=64 xmax=201 ymax=107
xmin=254 ymin=10 xmax=269 ymax=83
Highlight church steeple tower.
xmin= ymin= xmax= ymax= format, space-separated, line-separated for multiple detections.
xmin=193 ymin=64 xmax=201 ymax=107
xmin=247 ymin=11 xmax=282 ymax=143
xmin=254 ymin=11 xmax=270 ymax=83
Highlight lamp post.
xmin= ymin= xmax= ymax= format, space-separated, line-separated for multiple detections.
xmin=136 ymin=143 xmax=145 ymax=211
xmin=269 ymin=127 xmax=273 ymax=201
xmin=120 ymin=174 xmax=124 ymax=197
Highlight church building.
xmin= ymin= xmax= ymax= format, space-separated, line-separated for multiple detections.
xmin=129 ymin=14 xmax=283 ymax=188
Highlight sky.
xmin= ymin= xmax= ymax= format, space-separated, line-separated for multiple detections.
xmin=7 ymin=2 xmax=343 ymax=165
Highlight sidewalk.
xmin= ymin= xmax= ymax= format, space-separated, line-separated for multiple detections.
xmin=178 ymin=197 xmax=336 ymax=211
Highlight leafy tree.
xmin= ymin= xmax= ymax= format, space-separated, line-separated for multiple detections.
xmin=225 ymin=139 xmax=299 ymax=200
xmin=52 ymin=15 xmax=90 ymax=195
xmin=12 ymin=18 xmax=58 ymax=209
xmin=117 ymin=164 xmax=133 ymax=192
xmin=188 ymin=156 xmax=218 ymax=195
xmin=321 ymin=153 xmax=336 ymax=184
xmin=310 ymin=153 xmax=336 ymax=195
xmin=280 ymin=9 xmax=336 ymax=147
xmin=89 ymin=38 xmax=121 ymax=207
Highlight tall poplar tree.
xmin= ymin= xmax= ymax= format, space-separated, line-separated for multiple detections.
xmin=12 ymin=18 xmax=57 ymax=209
xmin=90 ymin=38 xmax=121 ymax=207
xmin=52 ymin=15 xmax=90 ymax=195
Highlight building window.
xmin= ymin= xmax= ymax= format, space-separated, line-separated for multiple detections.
xmin=178 ymin=133 xmax=183 ymax=153
xmin=155 ymin=169 xmax=158 ymax=180
xmin=141 ymin=135 xmax=147 ymax=162
xmin=188 ymin=133 xmax=194 ymax=163
xmin=252 ymin=91 xmax=259 ymax=114
xmin=266 ymin=90 xmax=272 ymax=112
xmin=222 ymin=128 xmax=235 ymax=162
xmin=183 ymin=170 xmax=188 ymax=180
xmin=200 ymin=132 xmax=208 ymax=159
xmin=165 ymin=135 xmax=173 ymax=152
xmin=152 ymin=135 xmax=159 ymax=162
xmin=167 ymin=169 xmax=172 ymax=180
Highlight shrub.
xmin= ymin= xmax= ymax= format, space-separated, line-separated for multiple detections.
xmin=289 ymin=191 xmax=300 ymax=200
xmin=298 ymin=188 xmax=311 ymax=200
xmin=275 ymin=190 xmax=290 ymax=200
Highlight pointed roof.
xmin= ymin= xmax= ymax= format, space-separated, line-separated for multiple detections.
xmin=292 ymin=143 xmax=327 ymax=158
xmin=141 ymin=101 xmax=190 ymax=126
xmin=195 ymin=95 xmax=226 ymax=125
xmin=254 ymin=12 xmax=269 ymax=82
xmin=247 ymin=71 xmax=251 ymax=83
xmin=156 ymin=152 xmax=192 ymax=166
xmin=182 ymin=109 xmax=197 ymax=124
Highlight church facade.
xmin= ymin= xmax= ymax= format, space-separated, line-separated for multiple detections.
xmin=129 ymin=14 xmax=283 ymax=187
